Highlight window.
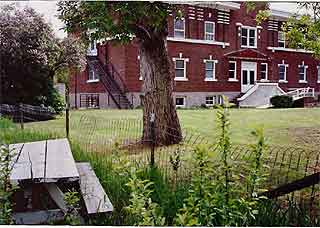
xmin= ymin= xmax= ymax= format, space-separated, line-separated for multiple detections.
xmin=278 ymin=64 xmax=287 ymax=82
xmin=260 ymin=63 xmax=268 ymax=81
xmin=204 ymin=21 xmax=215 ymax=40
xmin=88 ymin=68 xmax=99 ymax=82
xmin=204 ymin=59 xmax=218 ymax=81
xmin=175 ymin=97 xmax=185 ymax=107
xmin=173 ymin=55 xmax=189 ymax=80
xmin=241 ymin=27 xmax=257 ymax=48
xmin=205 ymin=96 xmax=214 ymax=106
xmin=205 ymin=95 xmax=223 ymax=106
xmin=174 ymin=19 xmax=185 ymax=38
xmin=80 ymin=94 xmax=99 ymax=108
xmin=228 ymin=61 xmax=237 ymax=80
xmin=90 ymin=40 xmax=96 ymax=50
xmin=298 ymin=63 xmax=308 ymax=83
xmin=175 ymin=60 xmax=186 ymax=79
xmin=318 ymin=65 xmax=320 ymax=82
xmin=278 ymin=31 xmax=285 ymax=48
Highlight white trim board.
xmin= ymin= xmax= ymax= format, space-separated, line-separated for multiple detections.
xmin=167 ymin=37 xmax=229 ymax=48
xmin=267 ymin=47 xmax=313 ymax=54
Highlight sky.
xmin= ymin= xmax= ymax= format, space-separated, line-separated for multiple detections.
xmin=0 ymin=1 xmax=306 ymax=39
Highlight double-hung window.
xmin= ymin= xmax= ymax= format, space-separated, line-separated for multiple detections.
xmin=174 ymin=19 xmax=185 ymax=38
xmin=204 ymin=59 xmax=218 ymax=81
xmin=278 ymin=63 xmax=288 ymax=82
xmin=298 ymin=63 xmax=308 ymax=83
xmin=173 ymin=56 xmax=189 ymax=81
xmin=228 ymin=61 xmax=237 ymax=81
xmin=260 ymin=63 xmax=268 ymax=81
xmin=204 ymin=21 xmax=215 ymax=41
xmin=241 ymin=27 xmax=257 ymax=48
xmin=88 ymin=67 xmax=99 ymax=82
xmin=278 ymin=31 xmax=285 ymax=48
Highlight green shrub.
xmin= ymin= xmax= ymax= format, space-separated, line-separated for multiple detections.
xmin=270 ymin=95 xmax=293 ymax=108
xmin=175 ymin=98 xmax=268 ymax=226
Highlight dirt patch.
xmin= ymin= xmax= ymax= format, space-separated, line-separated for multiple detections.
xmin=289 ymin=127 xmax=320 ymax=148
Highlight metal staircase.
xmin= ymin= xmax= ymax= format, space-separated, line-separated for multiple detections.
xmin=87 ymin=56 xmax=132 ymax=109
xmin=285 ymin=87 xmax=315 ymax=101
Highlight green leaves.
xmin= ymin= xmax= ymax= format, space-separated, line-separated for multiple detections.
xmin=125 ymin=167 xmax=165 ymax=226
xmin=58 ymin=1 xmax=172 ymax=43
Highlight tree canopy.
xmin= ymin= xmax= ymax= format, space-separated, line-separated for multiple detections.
xmin=57 ymin=1 xmax=177 ymax=43
xmin=0 ymin=4 xmax=86 ymax=110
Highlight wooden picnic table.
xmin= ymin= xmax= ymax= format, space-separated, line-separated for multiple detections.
xmin=9 ymin=138 xmax=113 ymax=224
xmin=10 ymin=138 xmax=79 ymax=184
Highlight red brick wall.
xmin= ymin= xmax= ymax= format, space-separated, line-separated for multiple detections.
xmin=70 ymin=2 xmax=320 ymax=95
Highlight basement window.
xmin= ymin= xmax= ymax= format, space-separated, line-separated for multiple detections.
xmin=175 ymin=97 xmax=186 ymax=107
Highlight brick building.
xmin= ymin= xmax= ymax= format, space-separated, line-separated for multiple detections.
xmin=70 ymin=2 xmax=320 ymax=109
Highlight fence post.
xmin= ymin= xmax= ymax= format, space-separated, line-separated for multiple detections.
xmin=19 ymin=103 xmax=24 ymax=130
xmin=150 ymin=113 xmax=155 ymax=167
xmin=65 ymin=86 xmax=70 ymax=139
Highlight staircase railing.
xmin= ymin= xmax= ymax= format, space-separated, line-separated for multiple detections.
xmin=86 ymin=57 xmax=132 ymax=109
xmin=106 ymin=62 xmax=130 ymax=94
xmin=286 ymin=87 xmax=315 ymax=101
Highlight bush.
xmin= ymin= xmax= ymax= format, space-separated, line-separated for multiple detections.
xmin=270 ymin=95 xmax=293 ymax=108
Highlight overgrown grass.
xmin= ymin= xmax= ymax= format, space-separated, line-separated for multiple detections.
xmin=24 ymin=108 xmax=320 ymax=147
xmin=1 ymin=116 xmax=319 ymax=226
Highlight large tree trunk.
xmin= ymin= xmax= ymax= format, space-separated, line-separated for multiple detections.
xmin=139 ymin=33 xmax=182 ymax=146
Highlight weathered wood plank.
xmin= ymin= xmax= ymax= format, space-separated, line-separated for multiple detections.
xmin=10 ymin=141 xmax=46 ymax=183
xmin=261 ymin=172 xmax=320 ymax=199
xmin=45 ymin=138 xmax=79 ymax=182
xmin=44 ymin=183 xmax=67 ymax=212
xmin=13 ymin=209 xmax=64 ymax=224
xmin=76 ymin=162 xmax=113 ymax=214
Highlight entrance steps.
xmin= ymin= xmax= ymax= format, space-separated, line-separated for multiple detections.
xmin=237 ymin=83 xmax=316 ymax=108
xmin=237 ymin=83 xmax=285 ymax=108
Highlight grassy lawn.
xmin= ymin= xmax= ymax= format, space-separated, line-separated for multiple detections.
xmin=25 ymin=108 xmax=320 ymax=147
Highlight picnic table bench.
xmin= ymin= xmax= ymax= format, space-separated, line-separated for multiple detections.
xmin=9 ymin=138 xmax=113 ymax=224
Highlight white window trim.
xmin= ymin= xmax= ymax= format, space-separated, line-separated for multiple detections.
xmin=204 ymin=21 xmax=215 ymax=41
xmin=278 ymin=31 xmax=286 ymax=48
xmin=173 ymin=56 xmax=189 ymax=81
xmin=203 ymin=59 xmax=218 ymax=81
xmin=175 ymin=97 xmax=186 ymax=108
xmin=87 ymin=68 xmax=99 ymax=83
xmin=174 ymin=18 xmax=185 ymax=38
xmin=317 ymin=65 xmax=320 ymax=83
xmin=298 ymin=63 xmax=308 ymax=83
xmin=260 ymin=63 xmax=268 ymax=82
xmin=278 ymin=62 xmax=289 ymax=83
xmin=241 ymin=26 xmax=257 ymax=49
xmin=228 ymin=61 xmax=238 ymax=82
xmin=205 ymin=96 xmax=215 ymax=107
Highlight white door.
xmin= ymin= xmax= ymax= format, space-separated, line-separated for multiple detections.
xmin=241 ymin=61 xmax=257 ymax=93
